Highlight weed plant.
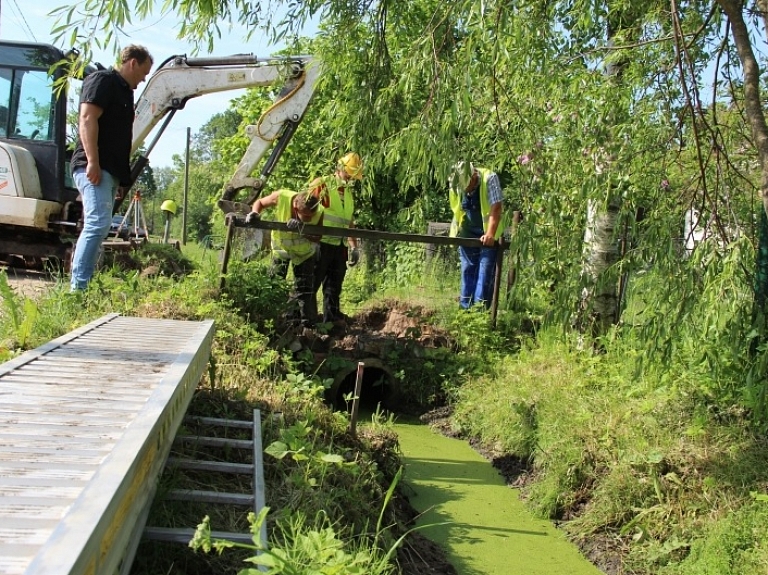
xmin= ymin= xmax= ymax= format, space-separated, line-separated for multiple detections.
xmin=222 ymin=257 xmax=291 ymax=327
xmin=189 ymin=466 xmax=439 ymax=575
xmin=0 ymin=270 xmax=41 ymax=354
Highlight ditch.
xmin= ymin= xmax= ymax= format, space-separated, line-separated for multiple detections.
xmin=393 ymin=416 xmax=603 ymax=575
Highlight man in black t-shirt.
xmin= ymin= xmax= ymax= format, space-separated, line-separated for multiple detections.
xmin=69 ymin=44 xmax=153 ymax=291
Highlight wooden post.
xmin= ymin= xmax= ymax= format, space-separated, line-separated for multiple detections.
xmin=349 ymin=362 xmax=364 ymax=437
xmin=506 ymin=211 xmax=521 ymax=294
xmin=221 ymin=219 xmax=513 ymax=308
xmin=491 ymin=237 xmax=505 ymax=328
xmin=182 ymin=127 xmax=190 ymax=246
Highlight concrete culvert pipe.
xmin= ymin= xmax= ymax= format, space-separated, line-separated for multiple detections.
xmin=328 ymin=358 xmax=397 ymax=411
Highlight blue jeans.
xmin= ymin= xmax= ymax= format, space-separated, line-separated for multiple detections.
xmin=458 ymin=245 xmax=497 ymax=309
xmin=70 ymin=169 xmax=117 ymax=291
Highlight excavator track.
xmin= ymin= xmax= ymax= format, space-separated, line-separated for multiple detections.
xmin=0 ymin=227 xmax=74 ymax=271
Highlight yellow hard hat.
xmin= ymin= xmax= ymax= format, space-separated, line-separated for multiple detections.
xmin=160 ymin=199 xmax=177 ymax=215
xmin=339 ymin=152 xmax=363 ymax=180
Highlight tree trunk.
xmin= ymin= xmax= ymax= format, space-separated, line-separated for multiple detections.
xmin=716 ymin=0 xmax=768 ymax=314
xmin=717 ymin=0 xmax=768 ymax=218
xmin=579 ymin=197 xmax=622 ymax=339
xmin=577 ymin=14 xmax=634 ymax=341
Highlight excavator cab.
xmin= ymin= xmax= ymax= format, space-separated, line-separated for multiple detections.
xmin=0 ymin=40 xmax=97 ymax=265
xmin=0 ymin=40 xmax=81 ymax=232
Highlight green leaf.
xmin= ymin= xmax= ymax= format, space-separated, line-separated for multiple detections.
xmin=264 ymin=441 xmax=290 ymax=459
xmin=319 ymin=453 xmax=344 ymax=464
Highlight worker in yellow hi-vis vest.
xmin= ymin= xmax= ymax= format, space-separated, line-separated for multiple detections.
xmin=246 ymin=189 xmax=324 ymax=327
xmin=448 ymin=161 xmax=507 ymax=309
xmin=307 ymin=152 xmax=363 ymax=327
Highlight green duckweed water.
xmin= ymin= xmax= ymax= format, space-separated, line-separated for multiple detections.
xmin=393 ymin=417 xmax=602 ymax=575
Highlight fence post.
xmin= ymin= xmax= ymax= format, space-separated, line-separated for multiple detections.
xmin=219 ymin=218 xmax=236 ymax=290
xmin=491 ymin=237 xmax=505 ymax=328
xmin=506 ymin=211 xmax=521 ymax=294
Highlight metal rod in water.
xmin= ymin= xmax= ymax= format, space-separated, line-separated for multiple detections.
xmin=349 ymin=362 xmax=365 ymax=437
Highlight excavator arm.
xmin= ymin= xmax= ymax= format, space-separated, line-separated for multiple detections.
xmin=120 ymin=53 xmax=320 ymax=213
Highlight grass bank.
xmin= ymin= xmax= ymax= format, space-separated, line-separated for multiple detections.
xmin=450 ymin=330 xmax=768 ymax=574
xmin=2 ymin=241 xmax=768 ymax=574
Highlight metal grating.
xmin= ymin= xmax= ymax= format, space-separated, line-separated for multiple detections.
xmin=0 ymin=313 xmax=214 ymax=575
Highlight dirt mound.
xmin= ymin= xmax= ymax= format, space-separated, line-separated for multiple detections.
xmin=103 ymin=243 xmax=195 ymax=277
xmin=332 ymin=301 xmax=454 ymax=356
xmin=357 ymin=305 xmax=424 ymax=336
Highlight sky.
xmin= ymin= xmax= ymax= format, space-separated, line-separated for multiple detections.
xmin=0 ymin=0 xmax=317 ymax=169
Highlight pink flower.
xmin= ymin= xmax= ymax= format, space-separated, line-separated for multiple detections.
xmin=517 ymin=154 xmax=531 ymax=165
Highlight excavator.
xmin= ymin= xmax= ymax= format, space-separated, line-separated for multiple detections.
xmin=0 ymin=39 xmax=320 ymax=267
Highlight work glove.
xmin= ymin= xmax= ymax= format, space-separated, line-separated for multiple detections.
xmin=286 ymin=218 xmax=302 ymax=231
xmin=245 ymin=211 xmax=261 ymax=225
xmin=348 ymin=247 xmax=360 ymax=267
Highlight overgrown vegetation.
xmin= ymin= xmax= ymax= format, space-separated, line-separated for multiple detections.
xmin=7 ymin=0 xmax=768 ymax=572
xmin=3 ymin=228 xmax=768 ymax=574
xmin=0 ymin=249 xmax=452 ymax=575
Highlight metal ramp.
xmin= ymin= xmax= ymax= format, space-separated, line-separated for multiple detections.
xmin=0 ymin=313 xmax=214 ymax=575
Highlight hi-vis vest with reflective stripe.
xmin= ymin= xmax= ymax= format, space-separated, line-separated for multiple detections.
xmin=312 ymin=175 xmax=354 ymax=246
xmin=449 ymin=167 xmax=507 ymax=240
xmin=271 ymin=189 xmax=323 ymax=264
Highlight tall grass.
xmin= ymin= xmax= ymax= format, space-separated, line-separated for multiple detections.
xmin=449 ymin=239 xmax=768 ymax=574
xmin=4 ymin=234 xmax=768 ymax=574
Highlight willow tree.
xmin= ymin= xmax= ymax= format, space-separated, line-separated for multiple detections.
xmin=51 ymin=0 xmax=768 ymax=322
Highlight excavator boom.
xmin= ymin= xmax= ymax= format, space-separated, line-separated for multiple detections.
xmin=126 ymin=53 xmax=320 ymax=214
